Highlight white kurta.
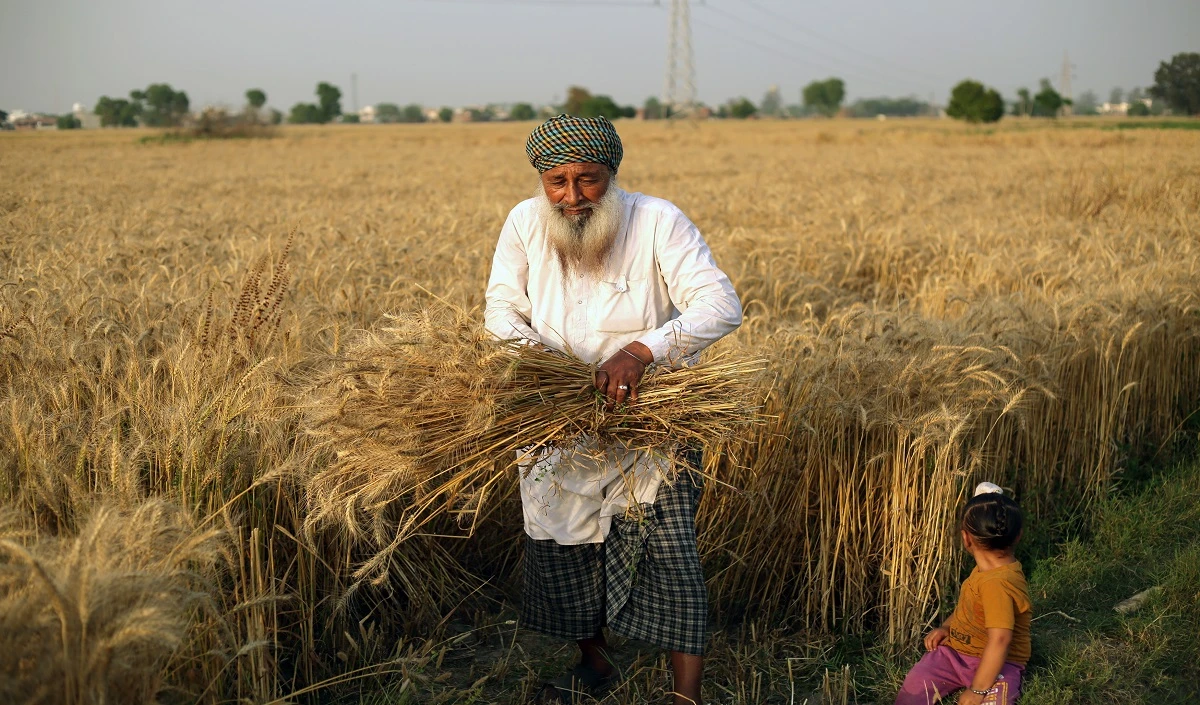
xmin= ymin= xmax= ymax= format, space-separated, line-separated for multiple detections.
xmin=484 ymin=187 xmax=742 ymax=544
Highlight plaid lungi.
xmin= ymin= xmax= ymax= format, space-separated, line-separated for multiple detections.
xmin=520 ymin=466 xmax=707 ymax=655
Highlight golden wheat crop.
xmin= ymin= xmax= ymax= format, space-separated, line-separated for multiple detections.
xmin=1 ymin=119 xmax=1198 ymax=703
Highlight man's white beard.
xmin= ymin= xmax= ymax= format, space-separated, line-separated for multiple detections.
xmin=534 ymin=180 xmax=624 ymax=280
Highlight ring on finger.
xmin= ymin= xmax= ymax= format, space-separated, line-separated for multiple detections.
xmin=617 ymin=384 xmax=629 ymax=391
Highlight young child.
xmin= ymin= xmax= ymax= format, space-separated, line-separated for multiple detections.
xmin=895 ymin=482 xmax=1032 ymax=705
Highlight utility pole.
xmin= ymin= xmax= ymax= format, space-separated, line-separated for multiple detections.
xmin=662 ymin=0 xmax=696 ymax=119
xmin=1059 ymin=52 xmax=1073 ymax=117
xmin=351 ymin=72 xmax=359 ymax=115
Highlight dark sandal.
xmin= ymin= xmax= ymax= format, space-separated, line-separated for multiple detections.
xmin=536 ymin=663 xmax=616 ymax=704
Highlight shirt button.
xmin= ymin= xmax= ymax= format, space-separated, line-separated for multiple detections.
xmin=577 ymin=300 xmax=583 ymax=304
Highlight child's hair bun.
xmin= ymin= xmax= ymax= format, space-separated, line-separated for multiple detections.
xmin=962 ymin=485 xmax=1023 ymax=550
xmin=973 ymin=481 xmax=1004 ymax=496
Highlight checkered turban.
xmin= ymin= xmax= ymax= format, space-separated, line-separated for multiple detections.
xmin=525 ymin=114 xmax=624 ymax=174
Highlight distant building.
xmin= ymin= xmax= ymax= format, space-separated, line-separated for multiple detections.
xmin=424 ymin=107 xmax=442 ymax=122
xmin=455 ymin=106 xmax=494 ymax=123
xmin=9 ymin=110 xmax=56 ymax=130
xmin=359 ymin=105 xmax=377 ymax=124
xmin=73 ymin=103 xmax=101 ymax=129
xmin=1098 ymin=99 xmax=1152 ymax=116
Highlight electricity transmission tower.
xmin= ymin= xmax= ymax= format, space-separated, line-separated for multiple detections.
xmin=662 ymin=0 xmax=696 ymax=118
xmin=1059 ymin=52 xmax=1074 ymax=117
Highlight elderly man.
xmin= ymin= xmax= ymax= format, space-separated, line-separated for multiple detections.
xmin=484 ymin=115 xmax=742 ymax=704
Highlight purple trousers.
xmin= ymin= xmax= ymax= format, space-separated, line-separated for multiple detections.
xmin=894 ymin=645 xmax=1023 ymax=704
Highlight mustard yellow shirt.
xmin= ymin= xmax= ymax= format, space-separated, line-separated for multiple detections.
xmin=945 ymin=561 xmax=1032 ymax=666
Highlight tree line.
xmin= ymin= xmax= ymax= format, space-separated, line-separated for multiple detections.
xmin=57 ymin=52 xmax=1197 ymax=132
xmin=947 ymin=52 xmax=1198 ymax=123
xmin=92 ymin=84 xmax=191 ymax=127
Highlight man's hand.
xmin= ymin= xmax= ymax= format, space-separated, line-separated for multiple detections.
xmin=594 ymin=342 xmax=653 ymax=408
xmin=956 ymin=689 xmax=986 ymax=705
xmin=923 ymin=627 xmax=950 ymax=652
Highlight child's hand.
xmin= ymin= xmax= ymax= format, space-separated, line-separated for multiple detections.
xmin=923 ymin=627 xmax=950 ymax=651
xmin=956 ymin=690 xmax=985 ymax=705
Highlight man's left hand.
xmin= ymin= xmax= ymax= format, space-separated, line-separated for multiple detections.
xmin=595 ymin=342 xmax=653 ymax=408
xmin=956 ymin=689 xmax=986 ymax=705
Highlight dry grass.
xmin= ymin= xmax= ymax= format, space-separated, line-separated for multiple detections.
xmin=1 ymin=119 xmax=1198 ymax=702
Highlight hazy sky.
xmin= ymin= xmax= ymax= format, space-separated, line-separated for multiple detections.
xmin=2 ymin=0 xmax=1197 ymax=114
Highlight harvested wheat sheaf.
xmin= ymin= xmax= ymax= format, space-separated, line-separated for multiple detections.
xmin=301 ymin=307 xmax=765 ymax=582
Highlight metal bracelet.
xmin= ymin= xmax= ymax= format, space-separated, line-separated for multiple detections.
xmin=619 ymin=347 xmax=649 ymax=366
xmin=970 ymin=687 xmax=991 ymax=696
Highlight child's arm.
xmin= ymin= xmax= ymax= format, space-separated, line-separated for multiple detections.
xmin=958 ymin=627 xmax=1013 ymax=705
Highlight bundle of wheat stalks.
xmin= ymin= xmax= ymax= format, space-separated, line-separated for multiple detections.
xmin=301 ymin=307 xmax=764 ymax=583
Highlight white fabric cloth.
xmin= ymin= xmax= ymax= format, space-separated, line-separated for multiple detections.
xmin=485 ymin=187 xmax=743 ymax=544
xmin=973 ymin=481 xmax=1004 ymax=496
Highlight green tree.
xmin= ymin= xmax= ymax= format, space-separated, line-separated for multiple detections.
xmin=140 ymin=83 xmax=190 ymax=127
xmin=729 ymin=98 xmax=757 ymax=119
xmin=1033 ymin=79 xmax=1063 ymax=117
xmin=1127 ymin=86 xmax=1145 ymax=103
xmin=341 ymin=113 xmax=360 ymax=124
xmin=316 ymin=82 xmax=342 ymax=123
xmin=564 ymin=86 xmax=592 ymax=115
xmin=402 ymin=104 xmax=426 ymax=123
xmin=268 ymin=108 xmax=283 ymax=125
xmin=848 ymin=96 xmax=928 ymax=118
xmin=946 ymin=79 xmax=1004 ymax=123
xmin=1150 ymin=52 xmax=1200 ymax=115
xmin=578 ymin=94 xmax=623 ymax=119
xmin=375 ymin=103 xmax=402 ymax=123
xmin=1127 ymin=101 xmax=1151 ymax=117
xmin=1074 ymin=90 xmax=1099 ymax=115
xmin=510 ymin=103 xmax=537 ymax=121
xmin=0 ymin=109 xmax=8 ymax=124
xmin=438 ymin=107 xmax=453 ymax=123
xmin=94 ymin=96 xmax=141 ymax=127
xmin=1109 ymin=87 xmax=1124 ymax=105
xmin=802 ymin=78 xmax=846 ymax=117
xmin=245 ymin=89 xmax=267 ymax=109
xmin=56 ymin=114 xmax=81 ymax=129
xmin=287 ymin=103 xmax=323 ymax=124
xmin=468 ymin=107 xmax=494 ymax=122
xmin=1013 ymin=87 xmax=1033 ymax=117
xmin=643 ymin=96 xmax=663 ymax=120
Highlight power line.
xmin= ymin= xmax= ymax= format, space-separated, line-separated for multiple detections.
xmin=689 ymin=13 xmax=814 ymax=70
xmin=407 ymin=0 xmax=659 ymax=6
xmin=739 ymin=0 xmax=947 ymax=83
xmin=698 ymin=2 xmax=923 ymax=89
xmin=690 ymin=12 xmax=904 ymax=93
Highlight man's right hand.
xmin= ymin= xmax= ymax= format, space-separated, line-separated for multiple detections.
xmin=594 ymin=343 xmax=653 ymax=408
xmin=924 ymin=626 xmax=950 ymax=652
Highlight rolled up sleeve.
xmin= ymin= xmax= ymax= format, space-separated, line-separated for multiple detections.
xmin=635 ymin=209 xmax=742 ymax=363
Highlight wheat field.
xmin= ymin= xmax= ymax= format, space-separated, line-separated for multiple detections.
xmin=1 ymin=120 xmax=1198 ymax=703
